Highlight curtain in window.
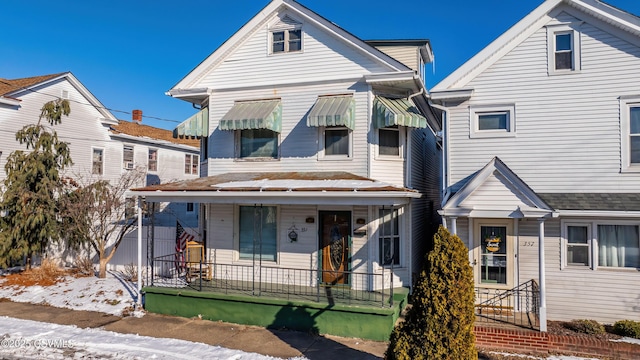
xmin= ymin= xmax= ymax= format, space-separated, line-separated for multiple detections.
xmin=598 ymin=225 xmax=639 ymax=268
xmin=239 ymin=206 xmax=277 ymax=261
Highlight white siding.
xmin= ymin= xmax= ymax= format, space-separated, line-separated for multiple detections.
xmin=372 ymin=46 xmax=419 ymax=72
xmin=447 ymin=17 xmax=640 ymax=192
xmin=195 ymin=14 xmax=388 ymax=90
xmin=459 ymin=172 xmax=537 ymax=209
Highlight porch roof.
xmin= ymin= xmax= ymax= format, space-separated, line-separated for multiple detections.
xmin=538 ymin=193 xmax=640 ymax=212
xmin=129 ymin=171 xmax=420 ymax=205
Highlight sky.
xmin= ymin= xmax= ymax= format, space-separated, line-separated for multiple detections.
xmin=3 ymin=0 xmax=640 ymax=130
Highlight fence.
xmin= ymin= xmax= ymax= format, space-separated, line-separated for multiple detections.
xmin=151 ymin=254 xmax=395 ymax=308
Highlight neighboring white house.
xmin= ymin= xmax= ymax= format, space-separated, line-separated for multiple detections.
xmin=0 ymin=72 xmax=200 ymax=267
xmin=431 ymin=0 xmax=640 ymax=329
xmin=132 ymin=0 xmax=442 ymax=295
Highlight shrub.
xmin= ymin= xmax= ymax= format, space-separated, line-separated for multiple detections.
xmin=73 ymin=256 xmax=95 ymax=277
xmin=385 ymin=226 xmax=476 ymax=360
xmin=564 ymin=319 xmax=605 ymax=335
xmin=613 ymin=320 xmax=640 ymax=339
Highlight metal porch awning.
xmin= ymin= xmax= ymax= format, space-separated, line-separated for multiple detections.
xmin=173 ymin=107 xmax=209 ymax=138
xmin=373 ymin=96 xmax=427 ymax=128
xmin=219 ymin=99 xmax=282 ymax=132
xmin=306 ymin=95 xmax=355 ymax=130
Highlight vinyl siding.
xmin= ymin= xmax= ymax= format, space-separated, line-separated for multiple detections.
xmin=447 ymin=16 xmax=640 ymax=192
xmin=371 ymin=46 xmax=419 ymax=72
xmin=195 ymin=12 xmax=389 ymax=90
xmin=206 ymin=81 xmax=370 ymax=176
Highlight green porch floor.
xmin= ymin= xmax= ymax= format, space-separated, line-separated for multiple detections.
xmin=143 ymin=286 xmax=409 ymax=341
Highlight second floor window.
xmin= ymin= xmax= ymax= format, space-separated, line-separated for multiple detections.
xmin=92 ymin=148 xmax=103 ymax=175
xmin=272 ymin=29 xmax=301 ymax=54
xmin=324 ymin=127 xmax=349 ymax=156
xmin=240 ymin=129 xmax=278 ymax=159
xmin=185 ymin=154 xmax=199 ymax=175
xmin=123 ymin=145 xmax=134 ymax=170
xmin=148 ymin=149 xmax=158 ymax=172
xmin=630 ymin=107 xmax=640 ymax=164
xmin=379 ymin=127 xmax=400 ymax=156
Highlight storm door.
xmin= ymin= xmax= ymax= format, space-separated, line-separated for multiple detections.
xmin=319 ymin=211 xmax=351 ymax=284
xmin=474 ymin=220 xmax=514 ymax=288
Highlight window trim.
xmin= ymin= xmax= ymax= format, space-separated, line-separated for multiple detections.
xmin=148 ymin=148 xmax=158 ymax=172
xmin=561 ymin=222 xmax=593 ymax=269
xmin=234 ymin=205 xmax=280 ymax=263
xmin=185 ymin=154 xmax=199 ymax=175
xmin=546 ymin=24 xmax=581 ymax=75
xmin=561 ymin=219 xmax=640 ymax=270
xmin=621 ymin=96 xmax=640 ymax=172
xmin=234 ymin=129 xmax=280 ymax=161
xmin=469 ymin=104 xmax=516 ymax=138
xmin=123 ymin=145 xmax=134 ymax=170
xmin=91 ymin=147 xmax=104 ymax=176
xmin=270 ymin=28 xmax=303 ymax=55
xmin=376 ymin=126 xmax=405 ymax=159
xmin=378 ymin=207 xmax=402 ymax=268
xmin=318 ymin=126 xmax=353 ymax=160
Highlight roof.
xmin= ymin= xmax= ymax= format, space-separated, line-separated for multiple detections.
xmin=129 ymin=172 xmax=420 ymax=206
xmin=0 ymin=73 xmax=66 ymax=96
xmin=538 ymin=193 xmax=640 ymax=211
xmin=432 ymin=0 xmax=640 ymax=93
xmin=132 ymin=171 xmax=416 ymax=192
xmin=111 ymin=120 xmax=200 ymax=148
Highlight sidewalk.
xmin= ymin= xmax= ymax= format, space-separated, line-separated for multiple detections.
xmin=0 ymin=300 xmax=386 ymax=360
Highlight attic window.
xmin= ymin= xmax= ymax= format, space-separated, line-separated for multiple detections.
xmin=547 ymin=24 xmax=581 ymax=74
xmin=270 ymin=15 xmax=302 ymax=54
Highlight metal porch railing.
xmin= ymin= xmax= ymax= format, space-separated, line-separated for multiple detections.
xmin=475 ymin=279 xmax=540 ymax=330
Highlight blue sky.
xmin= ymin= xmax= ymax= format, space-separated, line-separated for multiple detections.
xmin=3 ymin=0 xmax=640 ymax=130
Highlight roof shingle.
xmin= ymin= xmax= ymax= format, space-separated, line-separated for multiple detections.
xmin=0 ymin=73 xmax=66 ymax=96
xmin=111 ymin=120 xmax=200 ymax=148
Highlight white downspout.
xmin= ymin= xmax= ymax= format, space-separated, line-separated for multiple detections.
xmin=136 ymin=196 xmax=143 ymax=308
xmin=538 ymin=218 xmax=547 ymax=332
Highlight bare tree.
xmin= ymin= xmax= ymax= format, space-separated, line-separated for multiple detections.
xmin=60 ymin=168 xmax=145 ymax=278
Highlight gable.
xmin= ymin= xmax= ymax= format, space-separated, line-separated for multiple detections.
xmin=432 ymin=0 xmax=640 ymax=93
xmin=173 ymin=0 xmax=409 ymax=92
xmin=441 ymin=158 xmax=552 ymax=218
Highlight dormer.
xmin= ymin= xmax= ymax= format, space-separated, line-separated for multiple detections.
xmin=365 ymin=40 xmax=433 ymax=81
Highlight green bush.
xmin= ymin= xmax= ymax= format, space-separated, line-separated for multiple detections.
xmin=564 ymin=319 xmax=605 ymax=335
xmin=613 ymin=320 xmax=640 ymax=339
xmin=385 ymin=226 xmax=476 ymax=360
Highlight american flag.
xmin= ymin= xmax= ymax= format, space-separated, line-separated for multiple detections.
xmin=175 ymin=222 xmax=194 ymax=274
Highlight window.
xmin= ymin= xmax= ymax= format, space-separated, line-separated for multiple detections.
xmin=92 ymin=148 xmax=103 ymax=175
xmin=272 ymin=29 xmax=302 ymax=54
xmin=469 ymin=104 xmax=515 ymax=138
xmin=480 ymin=225 xmax=508 ymax=284
xmin=563 ymin=221 xmax=640 ymax=269
xmin=379 ymin=208 xmax=400 ymax=266
xmin=324 ymin=127 xmax=350 ymax=156
xmin=566 ymin=224 xmax=590 ymax=266
xmin=239 ymin=129 xmax=278 ymax=159
xmin=598 ymin=225 xmax=639 ymax=268
xmin=184 ymin=154 xmax=199 ymax=175
xmin=239 ymin=206 xmax=277 ymax=261
xmin=547 ymin=25 xmax=581 ymax=74
xmin=186 ymin=203 xmax=194 ymax=213
xmin=378 ymin=127 xmax=400 ymax=157
xmin=621 ymin=97 xmax=640 ymax=171
xmin=123 ymin=145 xmax=134 ymax=169
xmin=148 ymin=149 xmax=158 ymax=172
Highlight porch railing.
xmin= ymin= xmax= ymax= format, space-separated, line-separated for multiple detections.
xmin=150 ymin=254 xmax=395 ymax=308
xmin=475 ymin=279 xmax=540 ymax=330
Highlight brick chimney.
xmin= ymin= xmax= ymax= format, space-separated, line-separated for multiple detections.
xmin=132 ymin=109 xmax=142 ymax=123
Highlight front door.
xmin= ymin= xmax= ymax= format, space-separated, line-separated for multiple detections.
xmin=319 ymin=211 xmax=351 ymax=284
xmin=474 ymin=220 xmax=514 ymax=289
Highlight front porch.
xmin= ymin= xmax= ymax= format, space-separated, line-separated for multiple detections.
xmin=144 ymin=254 xmax=409 ymax=340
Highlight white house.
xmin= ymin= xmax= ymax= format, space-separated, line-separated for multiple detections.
xmin=130 ymin=0 xmax=441 ymax=339
xmin=0 ymin=72 xmax=200 ymax=266
xmin=431 ymin=0 xmax=640 ymax=330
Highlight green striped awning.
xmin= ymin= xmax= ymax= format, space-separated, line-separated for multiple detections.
xmin=306 ymin=95 xmax=355 ymax=130
xmin=374 ymin=96 xmax=427 ymax=129
xmin=219 ymin=99 xmax=282 ymax=132
xmin=173 ymin=108 xmax=209 ymax=138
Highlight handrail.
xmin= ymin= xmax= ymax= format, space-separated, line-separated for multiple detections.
xmin=475 ymin=279 xmax=540 ymax=330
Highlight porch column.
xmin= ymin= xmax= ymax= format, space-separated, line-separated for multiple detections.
xmin=137 ymin=197 xmax=143 ymax=308
xmin=450 ymin=217 xmax=458 ymax=235
xmin=538 ymin=218 xmax=547 ymax=332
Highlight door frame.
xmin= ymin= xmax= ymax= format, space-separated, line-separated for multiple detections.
xmin=318 ymin=210 xmax=352 ymax=285
xmin=472 ymin=218 xmax=516 ymax=290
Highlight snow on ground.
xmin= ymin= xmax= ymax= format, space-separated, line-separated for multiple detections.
xmin=0 ymin=316 xmax=300 ymax=360
xmin=0 ymin=271 xmax=140 ymax=317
